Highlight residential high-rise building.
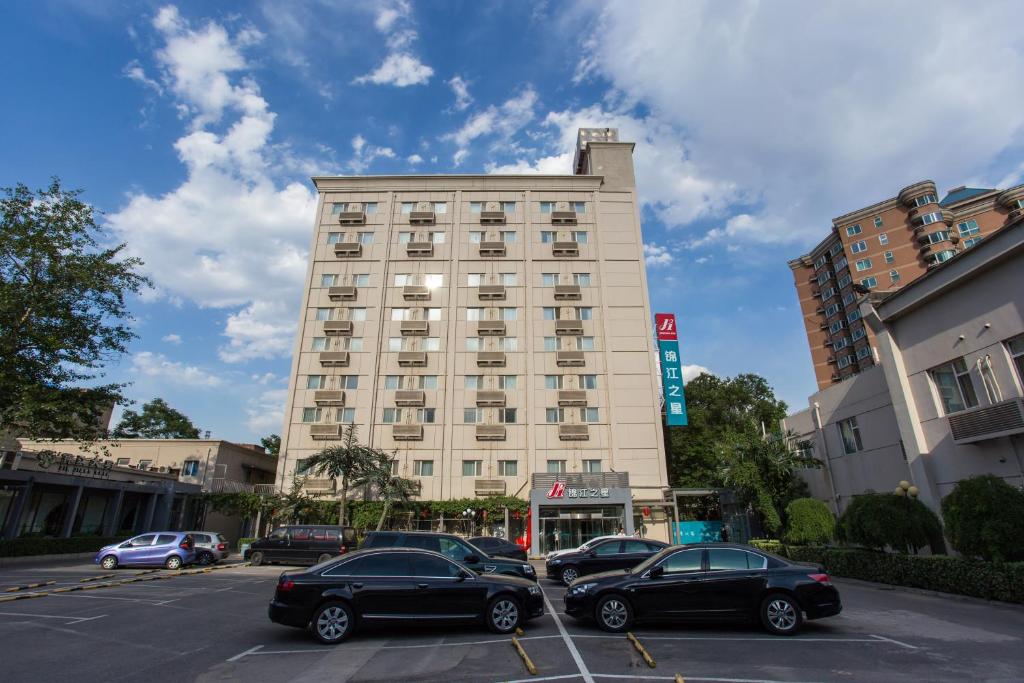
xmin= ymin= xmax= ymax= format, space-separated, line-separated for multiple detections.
xmin=789 ymin=180 xmax=1024 ymax=390
xmin=276 ymin=129 xmax=670 ymax=554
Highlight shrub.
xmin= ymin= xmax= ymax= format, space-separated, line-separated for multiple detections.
xmin=837 ymin=493 xmax=944 ymax=554
xmin=0 ymin=536 xmax=128 ymax=558
xmin=748 ymin=538 xmax=784 ymax=554
xmin=775 ymin=545 xmax=1024 ymax=604
xmin=236 ymin=537 xmax=257 ymax=551
xmin=941 ymin=475 xmax=1024 ymax=563
xmin=783 ymin=498 xmax=835 ymax=545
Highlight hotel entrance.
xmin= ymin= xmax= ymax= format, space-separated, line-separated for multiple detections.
xmin=538 ymin=505 xmax=625 ymax=555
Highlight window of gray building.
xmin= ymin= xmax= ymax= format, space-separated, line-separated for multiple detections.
xmin=837 ymin=417 xmax=863 ymax=454
xmin=929 ymin=358 xmax=978 ymax=414
xmin=1006 ymin=335 xmax=1024 ymax=386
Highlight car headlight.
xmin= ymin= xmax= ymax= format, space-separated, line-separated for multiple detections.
xmin=528 ymin=585 xmax=542 ymax=596
xmin=549 ymin=558 xmax=562 ymax=565
xmin=567 ymin=582 xmax=597 ymax=596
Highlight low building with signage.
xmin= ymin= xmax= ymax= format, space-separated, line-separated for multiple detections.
xmin=2 ymin=439 xmax=277 ymax=545
xmin=783 ymin=219 xmax=1024 ymax=515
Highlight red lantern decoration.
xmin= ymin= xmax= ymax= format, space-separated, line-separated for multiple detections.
xmin=513 ymin=510 xmax=521 ymax=520
xmin=482 ymin=510 xmax=488 ymax=520
xmin=642 ymin=506 xmax=651 ymax=518
xmin=420 ymin=509 xmax=428 ymax=518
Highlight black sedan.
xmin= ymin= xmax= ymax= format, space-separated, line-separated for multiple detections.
xmin=268 ymin=547 xmax=544 ymax=644
xmin=469 ymin=536 xmax=528 ymax=561
xmin=563 ymin=543 xmax=841 ymax=636
xmin=546 ymin=537 xmax=668 ymax=585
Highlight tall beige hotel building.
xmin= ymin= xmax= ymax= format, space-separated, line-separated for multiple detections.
xmin=276 ymin=129 xmax=671 ymax=554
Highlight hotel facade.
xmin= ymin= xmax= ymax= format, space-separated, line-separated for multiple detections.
xmin=276 ymin=129 xmax=671 ymax=554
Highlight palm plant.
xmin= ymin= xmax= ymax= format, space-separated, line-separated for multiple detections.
xmin=304 ymin=424 xmax=375 ymax=526
xmin=362 ymin=451 xmax=419 ymax=531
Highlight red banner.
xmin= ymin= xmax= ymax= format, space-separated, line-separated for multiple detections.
xmin=655 ymin=313 xmax=678 ymax=341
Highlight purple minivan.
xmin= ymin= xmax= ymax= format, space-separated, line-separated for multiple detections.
xmin=95 ymin=532 xmax=196 ymax=570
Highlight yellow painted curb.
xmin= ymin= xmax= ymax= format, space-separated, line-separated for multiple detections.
xmin=675 ymin=675 xmax=686 ymax=683
xmin=511 ymin=637 xmax=538 ymax=676
xmin=627 ymin=632 xmax=657 ymax=668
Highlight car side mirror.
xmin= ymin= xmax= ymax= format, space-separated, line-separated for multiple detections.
xmin=649 ymin=566 xmax=664 ymax=579
xmin=464 ymin=554 xmax=479 ymax=564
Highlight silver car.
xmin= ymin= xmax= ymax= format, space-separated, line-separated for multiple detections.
xmin=185 ymin=531 xmax=229 ymax=565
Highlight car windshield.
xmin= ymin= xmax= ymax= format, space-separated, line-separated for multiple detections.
xmin=630 ymin=545 xmax=683 ymax=574
xmin=460 ymin=538 xmax=491 ymax=559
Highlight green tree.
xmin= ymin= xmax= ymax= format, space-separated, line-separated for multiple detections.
xmin=941 ymin=475 xmax=1024 ymax=562
xmin=665 ymin=373 xmax=790 ymax=488
xmin=837 ymin=493 xmax=944 ymax=554
xmin=303 ymin=424 xmax=375 ymax=526
xmin=261 ymin=434 xmax=281 ymax=457
xmin=362 ymin=450 xmax=419 ymax=531
xmin=113 ymin=398 xmax=201 ymax=439
xmin=0 ymin=178 xmax=149 ymax=440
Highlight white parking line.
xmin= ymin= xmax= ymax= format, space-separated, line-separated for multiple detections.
xmin=225 ymin=634 xmax=566 ymax=661
xmin=592 ymin=675 xmax=826 ymax=683
xmin=498 ymin=675 xmax=582 ymax=683
xmin=542 ymin=590 xmax=595 ymax=683
xmin=570 ymin=633 xmax=896 ymax=644
xmin=869 ymin=633 xmax=919 ymax=650
xmin=0 ymin=611 xmax=108 ymax=625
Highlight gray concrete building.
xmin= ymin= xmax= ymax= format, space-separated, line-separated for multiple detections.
xmin=276 ymin=128 xmax=671 ymax=554
xmin=784 ymin=219 xmax=1024 ymax=515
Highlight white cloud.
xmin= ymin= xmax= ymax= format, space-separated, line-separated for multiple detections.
xmin=407 ymin=153 xmax=424 ymax=164
xmin=110 ymin=7 xmax=319 ymax=364
xmin=130 ymin=351 xmax=223 ymax=388
xmin=161 ymin=333 xmax=183 ymax=344
xmin=683 ymin=364 xmax=711 ymax=383
xmin=245 ymin=387 xmax=288 ymax=433
xmin=353 ymin=53 xmax=433 ymax=87
xmin=355 ymin=1 xmax=432 ymax=87
xmin=122 ymin=59 xmax=163 ymax=94
xmin=447 ymin=75 xmax=473 ymax=111
xmin=643 ymin=243 xmax=673 ymax=267
xmin=348 ymin=134 xmax=396 ymax=173
xmin=444 ymin=87 xmax=538 ymax=165
xmin=572 ymin=1 xmax=1024 ymax=245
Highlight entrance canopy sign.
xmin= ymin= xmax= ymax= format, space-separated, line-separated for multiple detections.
xmin=546 ymin=481 xmax=611 ymax=499
xmin=655 ymin=313 xmax=689 ymax=426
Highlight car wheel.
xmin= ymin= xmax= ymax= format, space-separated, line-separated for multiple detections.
xmin=250 ymin=551 xmax=264 ymax=566
xmin=317 ymin=553 xmax=333 ymax=564
xmin=760 ymin=593 xmax=802 ymax=636
xmin=100 ymin=555 xmax=118 ymax=570
xmin=486 ymin=596 xmax=522 ymax=634
xmin=197 ymin=551 xmax=214 ymax=566
xmin=311 ymin=601 xmax=354 ymax=644
xmin=560 ymin=566 xmax=580 ymax=585
xmin=165 ymin=555 xmax=183 ymax=570
xmin=595 ymin=594 xmax=633 ymax=632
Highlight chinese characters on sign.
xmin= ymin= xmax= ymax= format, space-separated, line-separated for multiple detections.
xmin=35 ymin=450 xmax=114 ymax=480
xmin=545 ymin=481 xmax=611 ymax=499
xmin=655 ymin=313 xmax=689 ymax=426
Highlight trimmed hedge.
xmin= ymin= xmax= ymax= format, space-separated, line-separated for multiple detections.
xmin=767 ymin=544 xmax=1024 ymax=604
xmin=0 ymin=536 xmax=129 ymax=558
xmin=941 ymin=475 xmax=1024 ymax=563
xmin=783 ymin=498 xmax=835 ymax=545
xmin=837 ymin=493 xmax=945 ymax=554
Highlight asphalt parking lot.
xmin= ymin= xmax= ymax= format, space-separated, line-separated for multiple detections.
xmin=1 ymin=559 xmax=1023 ymax=683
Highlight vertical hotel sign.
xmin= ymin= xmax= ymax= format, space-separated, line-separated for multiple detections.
xmin=656 ymin=313 xmax=688 ymax=426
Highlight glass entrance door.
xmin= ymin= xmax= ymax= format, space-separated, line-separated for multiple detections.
xmin=538 ymin=506 xmax=624 ymax=554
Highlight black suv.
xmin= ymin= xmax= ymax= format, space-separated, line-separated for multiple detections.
xmin=362 ymin=531 xmax=537 ymax=581
xmin=246 ymin=525 xmax=357 ymax=566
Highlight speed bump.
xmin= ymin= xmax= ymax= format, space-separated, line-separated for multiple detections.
xmin=627 ymin=632 xmax=656 ymax=668
xmin=0 ymin=592 xmax=47 ymax=602
xmin=5 ymin=581 xmax=56 ymax=592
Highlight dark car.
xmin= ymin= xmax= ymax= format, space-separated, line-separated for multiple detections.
xmin=268 ymin=547 xmax=544 ymax=644
xmin=469 ymin=536 xmax=528 ymax=562
xmin=246 ymin=525 xmax=357 ymax=566
xmin=362 ymin=531 xmax=536 ymax=581
xmin=546 ymin=537 xmax=667 ymax=585
xmin=563 ymin=543 xmax=842 ymax=636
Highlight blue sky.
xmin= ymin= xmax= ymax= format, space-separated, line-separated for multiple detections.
xmin=3 ymin=1 xmax=1023 ymax=442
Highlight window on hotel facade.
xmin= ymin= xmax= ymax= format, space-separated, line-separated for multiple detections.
xmin=1007 ymin=335 xmax=1024 ymax=385
xmin=183 ymin=460 xmax=200 ymax=476
xmin=847 ymin=310 xmax=861 ymax=323
xmin=544 ymin=337 xmax=558 ymax=352
xmin=306 ymin=375 xmax=326 ymax=389
xmin=884 ymin=251 xmax=895 ymax=263
xmin=957 ymin=219 xmax=980 ymax=237
xmin=468 ymin=231 xmax=484 ymax=244
xmin=833 ymin=337 xmax=849 ymax=351
xmin=829 ymin=320 xmax=846 ymax=334
xmin=851 ymin=326 xmax=866 ymax=341
xmin=546 ymin=460 xmax=567 ymax=473
xmin=925 ymin=230 xmax=949 ymax=245
xmin=855 ymin=259 xmax=872 ymax=272
xmin=498 ymin=408 xmax=517 ymax=423
xmin=580 ymin=374 xmax=597 ymax=389
xmin=545 ymin=375 xmax=563 ymax=389
xmin=384 ymin=375 xmax=401 ymax=390
xmin=541 ymin=231 xmax=556 ymax=243
xmin=464 ymin=408 xmax=483 ymax=424
xmin=573 ymin=273 xmax=592 ymax=286
xmin=837 ymin=417 xmax=863 ymax=454
xmin=302 ymin=408 xmax=323 ymax=423
xmin=830 ymin=243 xmax=844 ymax=257
xmin=825 ymin=303 xmax=840 ymax=318
xmin=465 ymin=337 xmax=483 ymax=352
xmin=889 ymin=270 xmax=900 ymax=283
xmin=919 ymin=212 xmax=943 ymax=226
xmin=581 ymin=407 xmax=599 ymax=422
xmin=578 ymin=337 xmax=595 ymax=351
xmin=583 ymin=459 xmax=602 ymax=473
xmin=501 ymin=273 xmax=517 ymax=285
xmin=500 ymin=307 xmax=517 ymax=320
xmin=837 ymin=274 xmax=853 ymax=288
xmin=467 ymin=273 xmax=483 ymax=286
xmin=963 ymin=237 xmax=983 ymax=249
xmin=845 ymin=224 xmax=862 ymax=236
xmin=913 ymin=194 xmax=938 ymax=207
xmin=850 ymin=240 xmax=867 ymax=254
xmin=462 ymin=460 xmax=482 ymax=477
xmin=414 ymin=460 xmax=434 ymax=476
xmin=415 ymin=409 xmax=436 ymax=424
xmin=358 ymin=232 xmax=374 ymax=245
xmin=344 ymin=337 xmax=363 ymax=351
xmin=821 ymin=287 xmax=836 ymax=301
xmin=315 ymin=308 xmax=332 ymax=321
xmin=353 ymin=274 xmax=369 ymax=286
xmin=500 ymin=231 xmax=517 ymax=243
xmin=497 ymin=375 xmax=517 ymax=390
xmin=382 ymin=408 xmax=401 ymax=423
xmin=464 ymin=375 xmax=482 ymax=389
xmin=401 ymin=201 xmax=446 ymax=214
xmin=814 ymin=255 xmax=827 ymax=270
xmin=417 ymin=376 xmax=438 ymax=390
xmin=860 ymin=276 xmax=877 ymax=289
xmin=422 ymin=337 xmax=441 ymax=351
xmin=873 ymin=216 xmax=884 ymax=228
xmin=424 ymin=274 xmax=444 ymax=288
xmin=878 ymin=234 xmax=889 ymax=246
xmin=498 ymin=460 xmax=518 ymax=476
xmin=856 ymin=346 xmax=871 ymax=361
xmin=334 ymin=375 xmax=358 ymax=389
xmin=320 ymin=274 xmax=338 ymax=287
xmin=542 ymin=273 xmax=558 ymax=286
xmin=546 ymin=408 xmax=564 ymax=423
xmin=496 ymin=337 xmax=517 ymax=351
xmin=930 ymin=358 xmax=979 ymax=414
xmin=348 ymin=308 xmax=367 ymax=321
xmin=311 ymin=337 xmax=328 ymax=351
xmin=571 ymin=231 xmax=588 ymax=244
xmin=540 ymin=201 xmax=585 ymax=213
xmin=842 ymin=292 xmax=856 ymax=306
xmin=338 ymin=408 xmax=356 ymax=423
